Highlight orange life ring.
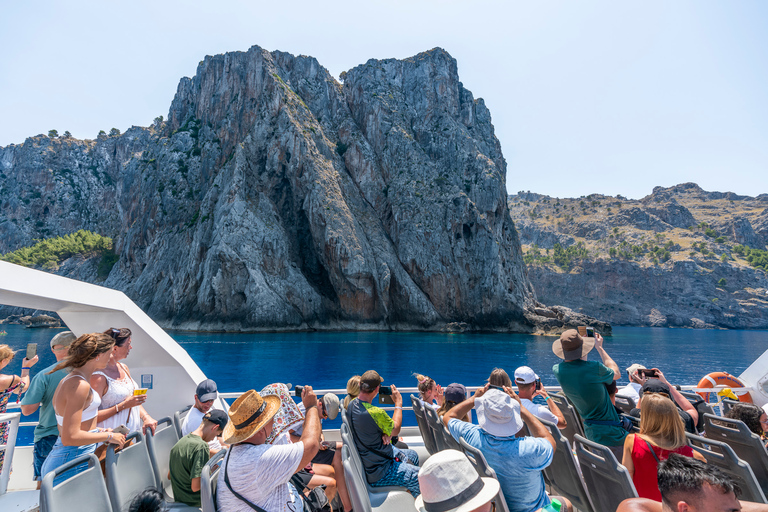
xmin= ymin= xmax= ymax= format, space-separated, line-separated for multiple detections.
xmin=696 ymin=372 xmax=752 ymax=403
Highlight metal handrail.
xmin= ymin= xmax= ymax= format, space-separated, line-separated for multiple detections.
xmin=0 ymin=412 xmax=21 ymax=495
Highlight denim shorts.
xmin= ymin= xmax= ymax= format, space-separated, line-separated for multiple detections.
xmin=40 ymin=433 xmax=98 ymax=486
xmin=370 ymin=447 xmax=421 ymax=497
xmin=33 ymin=435 xmax=59 ymax=480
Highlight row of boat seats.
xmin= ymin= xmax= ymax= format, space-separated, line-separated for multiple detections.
xmin=411 ymin=396 xmax=439 ymax=455
xmin=459 ymin=437 xmax=512 ymax=512
xmin=574 ymin=434 xmax=638 ymax=512
xmin=40 ymin=427 xmax=198 ymax=512
xmin=339 ymin=422 xmax=416 ymax=512
xmin=548 ymin=393 xmax=586 ymax=445
xmin=614 ymin=395 xmax=637 ymax=415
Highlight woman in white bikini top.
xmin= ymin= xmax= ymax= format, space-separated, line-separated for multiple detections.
xmin=50 ymin=333 xmax=127 ymax=448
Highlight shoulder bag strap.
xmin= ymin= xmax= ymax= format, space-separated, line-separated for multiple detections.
xmin=642 ymin=438 xmax=661 ymax=464
xmin=223 ymin=446 xmax=269 ymax=512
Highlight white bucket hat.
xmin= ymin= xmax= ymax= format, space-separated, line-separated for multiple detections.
xmin=474 ymin=389 xmax=524 ymax=437
xmin=415 ymin=449 xmax=500 ymax=512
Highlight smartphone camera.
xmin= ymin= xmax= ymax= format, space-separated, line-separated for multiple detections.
xmin=294 ymin=385 xmax=304 ymax=397
xmin=585 ymin=327 xmax=595 ymax=338
xmin=535 ymin=379 xmax=542 ymax=391
xmin=379 ymin=385 xmax=392 ymax=396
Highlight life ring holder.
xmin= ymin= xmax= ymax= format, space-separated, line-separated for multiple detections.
xmin=696 ymin=372 xmax=753 ymax=404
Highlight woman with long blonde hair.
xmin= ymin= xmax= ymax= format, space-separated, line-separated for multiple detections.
xmin=342 ymin=375 xmax=361 ymax=409
xmin=622 ymin=393 xmax=705 ymax=500
xmin=41 ymin=333 xmax=126 ymax=484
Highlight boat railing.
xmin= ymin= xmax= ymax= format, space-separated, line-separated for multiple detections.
xmin=0 ymin=412 xmax=21 ymax=495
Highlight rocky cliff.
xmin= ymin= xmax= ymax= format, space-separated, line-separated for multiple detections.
xmin=510 ymin=184 xmax=768 ymax=329
xmin=1 ymin=45 xmax=596 ymax=334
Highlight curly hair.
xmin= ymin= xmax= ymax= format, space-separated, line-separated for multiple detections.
xmin=725 ymin=403 xmax=764 ymax=437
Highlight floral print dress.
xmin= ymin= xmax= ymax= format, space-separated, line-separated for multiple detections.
xmin=0 ymin=378 xmax=22 ymax=472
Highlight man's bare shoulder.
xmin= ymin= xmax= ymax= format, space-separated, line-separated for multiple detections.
xmin=617 ymin=498 xmax=662 ymax=512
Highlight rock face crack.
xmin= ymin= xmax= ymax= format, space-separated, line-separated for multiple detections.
xmin=0 ymin=45 xmax=604 ymax=333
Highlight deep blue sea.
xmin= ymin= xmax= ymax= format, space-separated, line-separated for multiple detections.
xmin=3 ymin=325 xmax=767 ymax=443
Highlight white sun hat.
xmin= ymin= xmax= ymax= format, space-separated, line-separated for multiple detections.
xmin=415 ymin=449 xmax=500 ymax=512
xmin=474 ymin=389 xmax=524 ymax=437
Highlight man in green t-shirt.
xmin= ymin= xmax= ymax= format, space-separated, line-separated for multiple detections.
xmin=20 ymin=330 xmax=76 ymax=487
xmin=552 ymin=329 xmax=627 ymax=460
xmin=169 ymin=409 xmax=228 ymax=507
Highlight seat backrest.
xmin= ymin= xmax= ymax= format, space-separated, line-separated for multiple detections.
xmin=423 ymin=405 xmax=447 ymax=452
xmin=538 ymin=419 xmax=595 ymax=512
xmin=622 ymin=413 xmax=641 ymax=433
xmin=106 ymin=431 xmax=159 ymax=512
xmin=574 ymin=435 xmax=638 ymax=512
xmin=341 ymin=444 xmax=372 ymax=512
xmin=679 ymin=391 xmax=715 ymax=431
xmin=549 ymin=394 xmax=585 ymax=444
xmin=703 ymin=414 xmax=768 ymax=496
xmin=687 ymin=433 xmax=767 ymax=503
xmin=201 ymin=449 xmax=227 ymax=512
xmin=458 ymin=438 xmax=510 ymax=512
xmin=411 ymin=395 xmax=438 ymax=454
xmin=614 ymin=395 xmax=636 ymax=414
xmin=145 ymin=416 xmax=179 ymax=498
xmin=173 ymin=405 xmax=193 ymax=438
xmin=40 ymin=453 xmax=112 ymax=512
xmin=720 ymin=399 xmax=740 ymax=415
xmin=440 ymin=419 xmax=463 ymax=451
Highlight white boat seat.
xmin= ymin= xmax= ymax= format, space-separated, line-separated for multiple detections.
xmin=340 ymin=423 xmax=407 ymax=494
xmin=146 ymin=416 xmax=180 ymax=500
xmin=574 ymin=435 xmax=638 ymax=512
xmin=201 ymin=449 xmax=227 ymax=512
xmin=173 ymin=405 xmax=193 ymax=438
xmin=341 ymin=445 xmax=415 ymax=512
xmin=40 ymin=453 xmax=111 ymax=512
xmin=107 ymin=431 xmax=198 ymax=512
xmin=687 ymin=433 xmax=767 ymax=503
xmin=614 ymin=395 xmax=636 ymax=414
xmin=702 ymin=413 xmax=768 ymax=497
xmin=538 ymin=418 xmax=595 ymax=512
xmin=458 ymin=437 xmax=511 ymax=512
xmin=410 ymin=396 xmax=438 ymax=455
xmin=549 ymin=394 xmax=585 ymax=444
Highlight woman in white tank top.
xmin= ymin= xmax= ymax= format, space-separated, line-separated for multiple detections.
xmin=91 ymin=328 xmax=157 ymax=435
xmin=41 ymin=333 xmax=126 ymax=485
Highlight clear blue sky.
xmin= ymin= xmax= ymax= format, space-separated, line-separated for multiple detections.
xmin=1 ymin=1 xmax=766 ymax=199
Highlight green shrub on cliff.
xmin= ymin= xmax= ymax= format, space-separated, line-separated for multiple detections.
xmin=734 ymin=245 xmax=768 ymax=272
xmin=0 ymin=230 xmax=117 ymax=275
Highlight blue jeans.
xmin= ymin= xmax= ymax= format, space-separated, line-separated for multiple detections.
xmin=40 ymin=435 xmax=97 ymax=486
xmin=33 ymin=435 xmax=59 ymax=480
xmin=370 ymin=447 xmax=421 ymax=497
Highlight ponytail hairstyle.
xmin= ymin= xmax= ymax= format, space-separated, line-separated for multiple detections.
xmin=105 ymin=327 xmax=132 ymax=347
xmin=488 ymin=368 xmax=513 ymax=389
xmin=413 ymin=373 xmax=435 ymax=399
xmin=50 ymin=333 xmax=115 ymax=373
xmin=343 ymin=375 xmax=361 ymax=409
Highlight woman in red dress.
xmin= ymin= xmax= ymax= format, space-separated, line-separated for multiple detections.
xmin=622 ymin=393 xmax=706 ymax=501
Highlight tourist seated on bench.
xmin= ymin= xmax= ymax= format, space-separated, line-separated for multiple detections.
xmin=290 ymin=392 xmax=352 ymax=512
xmin=436 ymin=383 xmax=470 ymax=422
xmin=443 ymin=382 xmax=572 ymax=512
xmin=414 ymin=373 xmax=444 ymax=409
xmin=169 ymin=409 xmax=228 ymax=507
xmin=415 ymin=449 xmax=500 ymax=512
xmin=514 ymin=366 xmax=567 ymax=429
xmin=217 ymin=386 xmax=323 ymax=511
xmin=622 ymin=394 xmax=706 ymax=501
xmin=630 ymin=372 xmax=699 ymax=434
xmin=617 ymin=453 xmax=767 ymax=512
xmin=725 ymin=403 xmax=768 ymax=446
xmin=181 ymin=378 xmax=227 ymax=456
xmin=620 ymin=363 xmax=648 ymax=402
xmin=345 ymin=370 xmax=421 ymax=497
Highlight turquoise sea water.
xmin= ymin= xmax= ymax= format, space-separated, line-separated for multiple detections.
xmin=3 ymin=324 xmax=767 ymax=443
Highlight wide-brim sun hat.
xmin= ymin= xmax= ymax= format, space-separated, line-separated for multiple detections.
xmin=415 ymin=449 xmax=500 ymax=512
xmin=474 ymin=389 xmax=524 ymax=437
xmin=552 ymin=329 xmax=595 ymax=360
xmin=223 ymin=389 xmax=281 ymax=444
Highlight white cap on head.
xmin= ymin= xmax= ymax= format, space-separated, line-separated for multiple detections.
xmin=626 ymin=363 xmax=646 ymax=376
xmin=514 ymin=366 xmax=538 ymax=385
xmin=415 ymin=449 xmax=500 ymax=512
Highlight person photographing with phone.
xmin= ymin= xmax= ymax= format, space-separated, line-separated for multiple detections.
xmin=514 ymin=366 xmax=567 ymax=429
xmin=0 ymin=343 xmax=39 ymax=473
xmin=629 ymin=368 xmax=699 ymax=434
xmin=345 ymin=370 xmax=421 ymax=497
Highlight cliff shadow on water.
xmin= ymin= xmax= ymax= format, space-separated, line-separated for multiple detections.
xmin=0 ymin=45 xmax=605 ymax=335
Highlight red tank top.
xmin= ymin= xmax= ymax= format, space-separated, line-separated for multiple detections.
xmin=631 ymin=435 xmax=694 ymax=501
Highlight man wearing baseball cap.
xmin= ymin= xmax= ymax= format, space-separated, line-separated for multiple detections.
xmin=514 ymin=366 xmax=567 ymax=429
xmin=181 ymin=379 xmax=227 ymax=455
xmin=619 ymin=363 xmax=648 ymax=403
xmin=443 ymin=383 xmax=571 ymax=512
xmin=20 ymin=330 xmax=76 ymax=486
xmin=552 ymin=328 xmax=627 ymax=460
xmin=169 ymin=409 xmax=229 ymax=507
xmin=345 ymin=370 xmax=421 ymax=497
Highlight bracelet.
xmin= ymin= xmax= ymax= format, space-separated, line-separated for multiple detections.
xmin=395 ymin=406 xmax=403 ymax=410
xmin=115 ymin=404 xmax=120 ymax=414
xmin=545 ymin=396 xmax=551 ymax=401
xmin=22 ymin=367 xmax=31 ymax=370
xmin=107 ymin=433 xmax=112 ymax=443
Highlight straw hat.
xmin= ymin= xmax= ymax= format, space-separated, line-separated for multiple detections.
xmin=222 ymin=389 xmax=282 ymax=444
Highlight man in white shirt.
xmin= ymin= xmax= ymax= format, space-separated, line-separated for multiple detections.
xmin=217 ymin=386 xmax=322 ymax=512
xmin=514 ymin=366 xmax=567 ymax=429
xmin=618 ymin=363 xmax=647 ymax=403
xmin=181 ymin=379 xmax=226 ymax=455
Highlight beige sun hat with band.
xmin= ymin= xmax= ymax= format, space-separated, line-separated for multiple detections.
xmin=552 ymin=329 xmax=595 ymax=360
xmin=223 ymin=389 xmax=282 ymax=444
